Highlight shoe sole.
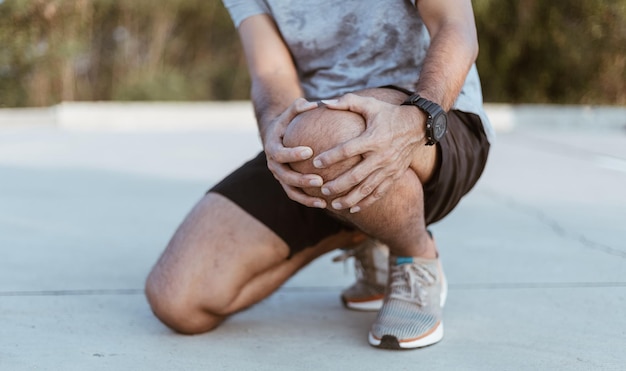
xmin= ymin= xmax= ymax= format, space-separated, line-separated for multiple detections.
xmin=342 ymin=297 xmax=384 ymax=311
xmin=369 ymin=270 xmax=448 ymax=349
xmin=368 ymin=322 xmax=444 ymax=349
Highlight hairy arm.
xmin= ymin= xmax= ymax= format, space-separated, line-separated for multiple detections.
xmin=237 ymin=15 xmax=326 ymax=208
xmin=239 ymin=16 xmax=302 ymax=136
xmin=415 ymin=0 xmax=479 ymax=109
xmin=313 ymin=0 xmax=480 ymax=211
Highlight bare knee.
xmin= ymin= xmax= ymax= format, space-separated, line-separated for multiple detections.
xmin=145 ymin=193 xmax=293 ymax=334
xmin=145 ymin=263 xmax=230 ymax=334
xmin=283 ymin=106 xmax=364 ymax=198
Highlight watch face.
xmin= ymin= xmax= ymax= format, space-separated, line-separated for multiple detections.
xmin=433 ymin=114 xmax=448 ymax=141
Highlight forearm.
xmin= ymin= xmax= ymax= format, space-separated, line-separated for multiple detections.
xmin=251 ymin=73 xmax=303 ymax=143
xmin=248 ymin=65 xmax=325 ymax=209
xmin=415 ymin=25 xmax=478 ymax=111
xmin=236 ymin=14 xmax=305 ymax=143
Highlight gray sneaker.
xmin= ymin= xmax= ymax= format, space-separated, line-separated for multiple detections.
xmin=333 ymin=238 xmax=389 ymax=311
xmin=368 ymin=255 xmax=447 ymax=349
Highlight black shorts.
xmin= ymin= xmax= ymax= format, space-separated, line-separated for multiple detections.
xmin=210 ymin=110 xmax=490 ymax=256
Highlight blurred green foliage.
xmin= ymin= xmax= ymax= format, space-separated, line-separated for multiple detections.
xmin=0 ymin=0 xmax=247 ymax=106
xmin=0 ymin=0 xmax=624 ymax=107
xmin=475 ymin=0 xmax=626 ymax=104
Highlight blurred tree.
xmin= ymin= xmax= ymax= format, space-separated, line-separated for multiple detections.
xmin=0 ymin=0 xmax=624 ymax=107
xmin=0 ymin=0 xmax=249 ymax=107
xmin=475 ymin=0 xmax=626 ymax=104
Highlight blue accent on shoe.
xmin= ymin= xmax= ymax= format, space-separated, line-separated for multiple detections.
xmin=395 ymin=256 xmax=413 ymax=265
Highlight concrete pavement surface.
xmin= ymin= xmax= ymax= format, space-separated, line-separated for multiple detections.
xmin=1 ymin=104 xmax=625 ymax=370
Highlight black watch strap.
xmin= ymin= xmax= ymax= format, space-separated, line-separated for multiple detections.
xmin=401 ymin=94 xmax=447 ymax=146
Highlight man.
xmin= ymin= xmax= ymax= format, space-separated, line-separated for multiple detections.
xmin=145 ymin=0 xmax=494 ymax=350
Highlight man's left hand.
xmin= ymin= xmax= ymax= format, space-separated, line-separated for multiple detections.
xmin=314 ymin=93 xmax=426 ymax=213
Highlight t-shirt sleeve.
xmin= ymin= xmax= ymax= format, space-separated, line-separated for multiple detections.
xmin=221 ymin=0 xmax=270 ymax=28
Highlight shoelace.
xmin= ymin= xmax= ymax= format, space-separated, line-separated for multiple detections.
xmin=332 ymin=243 xmax=373 ymax=280
xmin=388 ymin=263 xmax=436 ymax=306
xmin=331 ymin=246 xmax=362 ymax=263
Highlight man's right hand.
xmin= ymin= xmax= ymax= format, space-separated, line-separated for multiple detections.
xmin=262 ymin=98 xmax=327 ymax=209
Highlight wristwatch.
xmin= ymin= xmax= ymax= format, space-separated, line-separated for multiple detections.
xmin=401 ymin=94 xmax=448 ymax=146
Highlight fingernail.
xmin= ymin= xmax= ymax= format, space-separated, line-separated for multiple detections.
xmin=320 ymin=99 xmax=339 ymax=105
xmin=321 ymin=187 xmax=330 ymax=196
xmin=300 ymin=148 xmax=313 ymax=158
xmin=313 ymin=159 xmax=323 ymax=168
xmin=350 ymin=206 xmax=361 ymax=213
xmin=313 ymin=200 xmax=326 ymax=208
xmin=332 ymin=201 xmax=342 ymax=210
xmin=309 ymin=178 xmax=322 ymax=187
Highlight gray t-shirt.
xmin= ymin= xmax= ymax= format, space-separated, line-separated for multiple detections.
xmin=222 ymin=0 xmax=494 ymax=142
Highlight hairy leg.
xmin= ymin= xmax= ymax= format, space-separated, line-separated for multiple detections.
xmin=145 ymin=193 xmax=358 ymax=334
xmin=283 ymin=88 xmax=437 ymax=258
xmin=146 ymin=88 xmax=436 ymax=335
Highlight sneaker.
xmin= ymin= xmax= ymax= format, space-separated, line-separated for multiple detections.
xmin=368 ymin=255 xmax=448 ymax=349
xmin=333 ymin=238 xmax=389 ymax=311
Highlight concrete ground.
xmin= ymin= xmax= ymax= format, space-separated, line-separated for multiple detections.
xmin=0 ymin=105 xmax=625 ymax=370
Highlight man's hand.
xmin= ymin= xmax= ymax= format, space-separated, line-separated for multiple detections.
xmin=262 ymin=98 xmax=327 ymax=209
xmin=313 ymin=94 xmax=426 ymax=213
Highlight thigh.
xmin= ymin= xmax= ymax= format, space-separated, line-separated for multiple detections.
xmin=147 ymin=189 xmax=361 ymax=334
xmin=150 ymin=192 xmax=292 ymax=312
xmin=210 ymin=152 xmax=352 ymax=256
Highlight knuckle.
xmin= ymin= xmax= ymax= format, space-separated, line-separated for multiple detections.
xmin=274 ymin=153 xmax=289 ymax=164
xmin=347 ymin=173 xmax=361 ymax=185
xmin=360 ymin=184 xmax=373 ymax=196
xmin=293 ymin=98 xmax=306 ymax=109
xmin=287 ymin=174 xmax=301 ymax=186
xmin=339 ymin=195 xmax=355 ymax=207
xmin=286 ymin=189 xmax=303 ymax=201
xmin=266 ymin=148 xmax=280 ymax=161
xmin=340 ymin=146 xmax=352 ymax=158
xmin=295 ymin=98 xmax=313 ymax=111
xmin=372 ymin=189 xmax=385 ymax=200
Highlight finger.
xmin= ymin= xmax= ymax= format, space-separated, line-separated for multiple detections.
xmin=320 ymin=156 xmax=379 ymax=196
xmin=321 ymin=93 xmax=380 ymax=116
xmin=280 ymin=183 xmax=327 ymax=209
xmin=268 ymin=144 xmax=314 ymax=163
xmin=329 ymin=168 xmax=386 ymax=210
xmin=280 ymin=98 xmax=318 ymax=122
xmin=268 ymin=161 xmax=324 ymax=188
xmin=349 ymin=178 xmax=394 ymax=213
xmin=266 ymin=99 xmax=318 ymax=163
xmin=313 ymin=135 xmax=370 ymax=169
xmin=266 ymin=99 xmax=318 ymax=145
